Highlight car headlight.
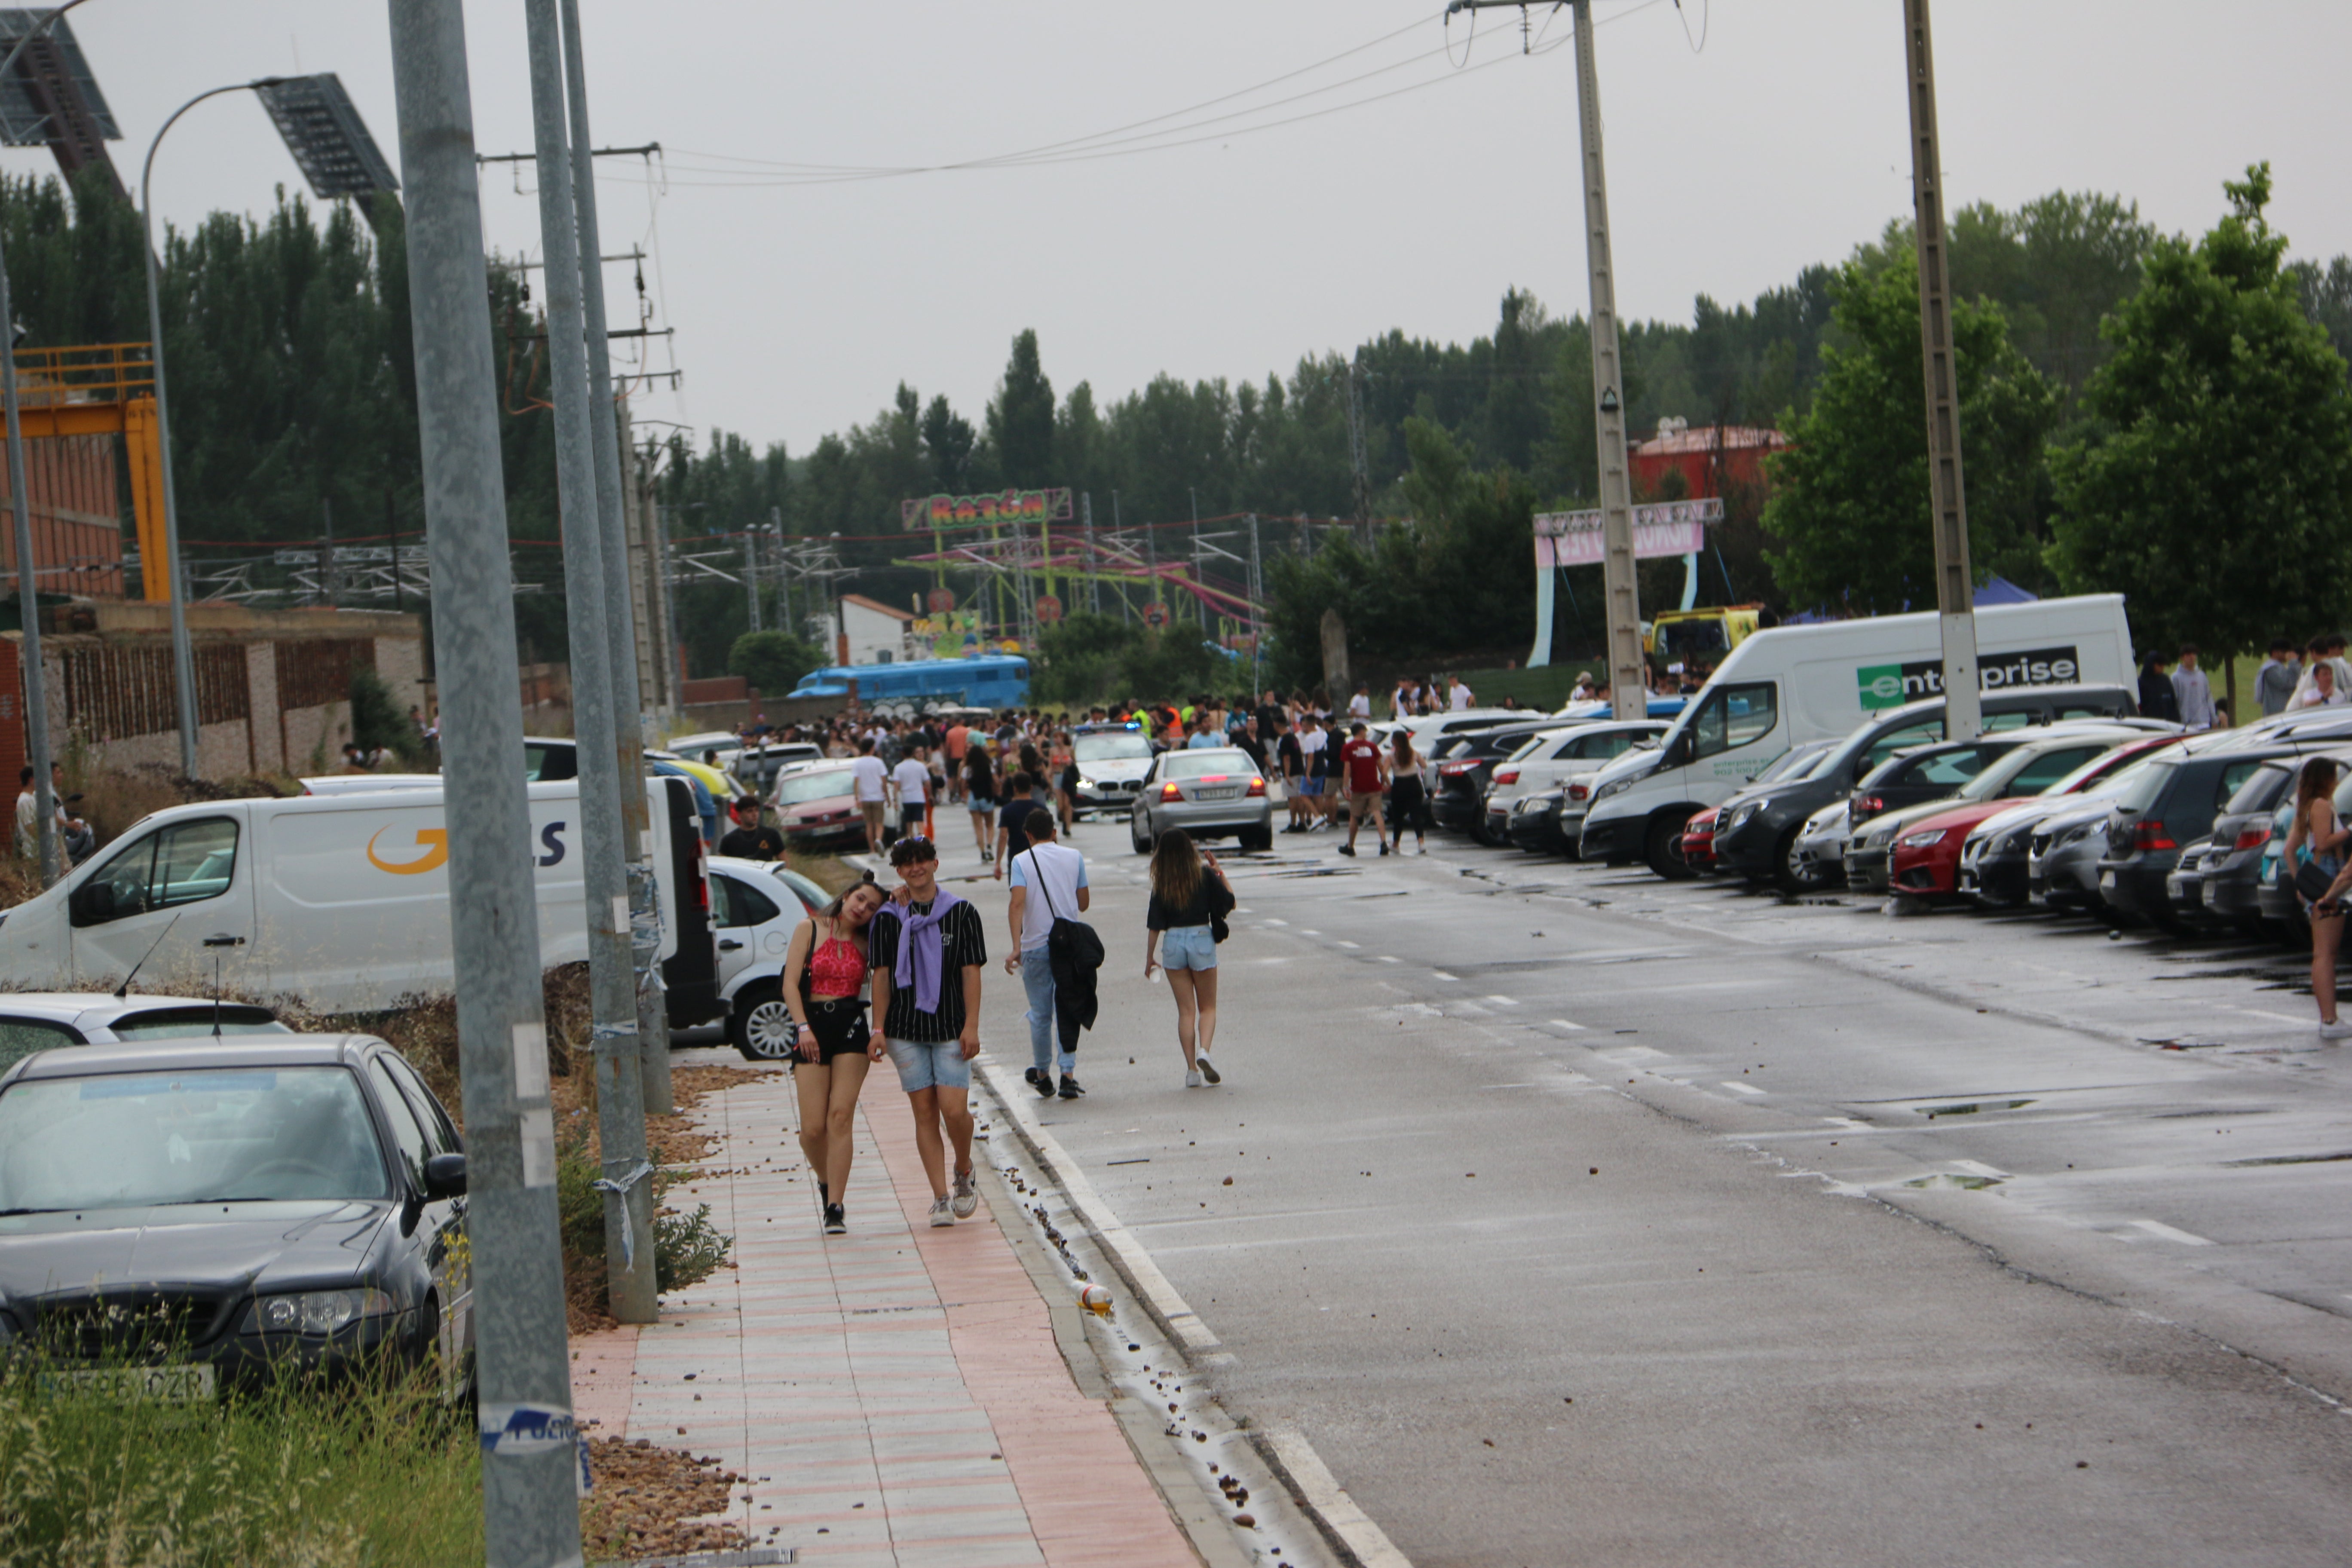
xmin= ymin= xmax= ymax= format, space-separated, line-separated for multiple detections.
xmin=242 ymin=1288 xmax=397 ymax=1337
xmin=1898 ymin=828 xmax=1949 ymax=848
xmin=2057 ymin=823 xmax=2093 ymax=847
xmin=1724 ymin=800 xmax=1762 ymax=832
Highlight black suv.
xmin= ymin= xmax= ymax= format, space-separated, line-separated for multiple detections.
xmin=1429 ymin=722 xmax=1567 ymax=842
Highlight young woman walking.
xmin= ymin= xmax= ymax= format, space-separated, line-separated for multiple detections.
xmin=1387 ymin=728 xmax=1429 ymax=854
xmin=964 ymin=736 xmax=999 ymax=864
xmin=2287 ymin=756 xmax=2352 ymax=1040
xmin=781 ymin=876 xmax=888 ymax=1234
xmin=1144 ymin=829 xmax=1237 ymax=1087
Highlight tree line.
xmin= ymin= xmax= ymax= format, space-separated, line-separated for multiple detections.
xmin=6 ymin=165 xmax=2348 ymax=695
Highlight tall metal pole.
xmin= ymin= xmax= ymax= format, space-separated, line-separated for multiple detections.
xmin=385 ymin=2 xmax=582 ymax=1561
xmin=1082 ymin=491 xmax=1099 ymax=615
xmin=1569 ymin=0 xmax=1646 ymax=723
xmin=319 ymin=496 xmax=335 ymax=608
xmin=525 ymin=0 xmax=655 ymax=1322
xmin=1902 ymin=0 xmax=1980 ymax=740
xmin=742 ymin=528 xmax=761 ymax=632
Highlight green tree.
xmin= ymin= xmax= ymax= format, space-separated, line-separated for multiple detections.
xmin=727 ymin=629 xmax=823 ymax=695
xmin=2047 ymin=165 xmax=2352 ymax=661
xmin=986 ymin=329 xmax=1056 ymax=487
xmin=1762 ymin=257 xmax=2062 ymax=613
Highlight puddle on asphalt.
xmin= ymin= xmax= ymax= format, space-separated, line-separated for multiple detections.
xmin=1917 ymin=1098 xmax=2035 ymax=1118
xmin=1903 ymin=1172 xmax=2004 ymax=1190
xmin=2223 ymin=1150 xmax=2352 ymax=1167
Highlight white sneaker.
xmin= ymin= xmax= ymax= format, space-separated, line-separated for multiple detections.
xmin=1195 ymin=1054 xmax=1221 ymax=1085
xmin=1185 ymin=1067 xmax=1204 ymax=1088
xmin=2321 ymin=1020 xmax=2352 ymax=1040
xmin=951 ymin=1169 xmax=979 ymax=1219
xmin=928 ymin=1196 xmax=955 ymax=1227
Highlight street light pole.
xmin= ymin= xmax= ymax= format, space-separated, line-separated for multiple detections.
xmin=385 ymin=2 xmax=584 ymax=1560
xmin=143 ymin=80 xmax=288 ymax=781
xmin=0 ymin=0 xmax=95 ymax=885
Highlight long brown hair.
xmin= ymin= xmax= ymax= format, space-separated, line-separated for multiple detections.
xmin=2297 ymin=756 xmax=2340 ymax=817
xmin=1150 ymin=828 xmax=1203 ymax=909
xmin=1389 ymin=728 xmax=1417 ymax=767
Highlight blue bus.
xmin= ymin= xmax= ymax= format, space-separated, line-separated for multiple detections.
xmin=788 ymin=654 xmax=1029 ymax=711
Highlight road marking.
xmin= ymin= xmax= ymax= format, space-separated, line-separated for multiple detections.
xmin=1431 ymin=970 xmax=1459 ymax=981
xmin=1300 ymin=929 xmax=1320 ymax=936
xmin=2243 ymin=1008 xmax=2314 ymax=1026
xmin=1263 ymin=918 xmax=1288 ymax=926
xmin=2128 ymin=1219 xmax=2214 ymax=1246
xmin=1478 ymin=1082 xmax=1540 ymax=1090
xmin=1548 ymin=1019 xmax=1586 ymax=1031
xmin=1376 ymin=955 xmax=1400 ymax=963
xmin=1335 ymin=940 xmax=1361 ymax=949
xmin=1258 ymin=1429 xmax=1417 ymax=1568
xmin=1483 ymin=994 xmax=1519 ymax=1007
xmin=1720 ymin=1081 xmax=1764 ymax=1096
xmin=1952 ymin=1159 xmax=2008 ymax=1180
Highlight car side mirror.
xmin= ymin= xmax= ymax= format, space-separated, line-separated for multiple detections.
xmin=67 ymin=881 xmax=114 ymax=927
xmin=422 ymin=1152 xmax=467 ymax=1200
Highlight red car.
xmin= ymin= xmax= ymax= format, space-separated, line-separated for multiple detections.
xmin=1678 ymin=806 xmax=1719 ymax=873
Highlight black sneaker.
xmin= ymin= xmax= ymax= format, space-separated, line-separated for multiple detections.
xmin=1058 ymin=1074 xmax=1085 ymax=1099
xmin=1028 ymin=1067 xmax=1056 ymax=1098
xmin=823 ymin=1203 xmax=846 ymax=1235
xmin=1379 ymin=842 xmax=1391 ymax=856
xmin=1338 ymin=843 xmax=1356 ymax=858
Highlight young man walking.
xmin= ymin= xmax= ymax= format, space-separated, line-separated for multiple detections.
xmin=1337 ymin=720 xmax=1389 ymax=858
xmin=890 ymin=742 xmax=933 ymax=843
xmin=868 ymin=837 xmax=989 ymax=1226
xmin=850 ymin=738 xmax=890 ymax=856
xmin=1005 ymin=808 xmax=1092 ymax=1101
xmin=2257 ymin=640 xmax=2302 ymax=717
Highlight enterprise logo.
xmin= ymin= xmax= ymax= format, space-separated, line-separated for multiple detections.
xmin=1857 ymin=645 xmax=2081 ymax=710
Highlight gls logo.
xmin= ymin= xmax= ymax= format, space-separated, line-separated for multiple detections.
xmin=367 ymin=821 xmax=569 ymax=876
xmin=1857 ymin=646 xmax=2081 ymax=711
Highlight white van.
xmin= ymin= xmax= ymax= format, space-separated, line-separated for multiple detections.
xmin=0 ymin=777 xmax=722 ymax=1023
xmin=1575 ymin=594 xmax=2135 ymax=875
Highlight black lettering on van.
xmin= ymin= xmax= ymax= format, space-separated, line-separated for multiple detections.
xmin=539 ymin=822 xmax=567 ymax=867
xmin=1896 ymin=645 xmax=2081 ymax=696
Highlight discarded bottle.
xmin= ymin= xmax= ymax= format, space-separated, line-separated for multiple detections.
xmin=1078 ymin=1282 xmax=1113 ymax=1317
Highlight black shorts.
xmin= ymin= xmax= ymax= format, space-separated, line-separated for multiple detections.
xmin=799 ymin=996 xmax=871 ymax=1063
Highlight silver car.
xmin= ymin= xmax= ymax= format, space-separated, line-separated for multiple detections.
xmin=1130 ymin=747 xmax=1274 ymax=853
xmin=1070 ymin=725 xmax=1157 ymax=818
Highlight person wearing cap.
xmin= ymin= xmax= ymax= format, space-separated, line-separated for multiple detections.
xmin=868 ymin=835 xmax=989 ymax=1226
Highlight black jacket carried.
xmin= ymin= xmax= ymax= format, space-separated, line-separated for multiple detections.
xmin=1023 ymin=848 xmax=1103 ymax=1051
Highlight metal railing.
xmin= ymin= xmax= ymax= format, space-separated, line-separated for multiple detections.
xmin=10 ymin=341 xmax=154 ymax=405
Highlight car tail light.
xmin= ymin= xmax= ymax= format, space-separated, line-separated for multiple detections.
xmin=1246 ymin=776 xmax=1266 ymax=797
xmin=1493 ymin=767 xmax=1520 ymax=786
xmin=2132 ymin=819 xmax=2177 ymax=852
xmin=1850 ymin=794 xmax=1883 ymax=821
xmin=691 ymin=833 xmax=710 ymax=915
xmin=2235 ymin=827 xmax=2269 ymax=851
xmin=1438 ymin=759 xmax=1478 ymax=775
xmin=1569 ymin=783 xmax=1590 ymax=801
xmin=1160 ymin=782 xmax=1183 ymax=802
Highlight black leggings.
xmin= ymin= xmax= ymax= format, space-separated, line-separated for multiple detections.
xmin=1389 ymin=776 xmax=1428 ymax=836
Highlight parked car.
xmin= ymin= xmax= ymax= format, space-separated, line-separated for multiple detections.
xmin=2098 ymin=746 xmax=2295 ymax=931
xmin=1432 ymin=723 xmax=1567 ymax=841
xmin=1790 ymin=800 xmax=1853 ymax=889
xmin=1506 ymin=788 xmax=1574 ymax=854
xmin=725 ymin=742 xmax=824 ymax=796
xmin=771 ymin=762 xmax=864 ymax=851
xmin=0 ymin=1036 xmax=472 ymax=1396
xmin=1842 ymin=740 xmax=2019 ymax=893
xmin=0 ymin=995 xmax=289 ymax=1073
xmin=1677 ymin=806 xmax=1719 ymax=873
xmin=1482 ymin=721 xmax=1669 ymax=840
xmin=1956 ymin=735 xmax=2184 ymax=909
xmin=1130 ymin=747 xmax=1273 ymax=853
xmin=2171 ymin=757 xmax=2309 ymax=934
xmin=1069 ymin=723 xmax=1157 ymax=818
xmin=1690 ymin=684 xmax=2147 ymax=890
xmin=1874 ymin=728 xmax=2149 ymax=898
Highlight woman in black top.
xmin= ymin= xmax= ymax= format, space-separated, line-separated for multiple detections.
xmin=964 ymin=740 xmax=998 ymax=864
xmin=1144 ymin=829 xmax=1237 ymax=1088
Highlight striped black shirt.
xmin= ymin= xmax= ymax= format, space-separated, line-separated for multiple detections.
xmin=868 ymin=898 xmax=988 ymax=1043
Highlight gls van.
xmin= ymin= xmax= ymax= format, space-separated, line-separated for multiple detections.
xmin=1575 ymin=595 xmax=2136 ymax=879
xmin=0 ymin=777 xmax=723 ymax=1024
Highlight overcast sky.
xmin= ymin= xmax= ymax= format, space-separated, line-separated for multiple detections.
xmin=43 ymin=1 xmax=2352 ymax=466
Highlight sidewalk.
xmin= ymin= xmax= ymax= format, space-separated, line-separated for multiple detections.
xmin=571 ymin=1052 xmax=1204 ymax=1568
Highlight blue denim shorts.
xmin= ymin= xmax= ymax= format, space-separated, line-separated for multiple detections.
xmin=886 ymin=1036 xmax=972 ymax=1093
xmin=1161 ymin=924 xmax=1218 ymax=972
xmin=968 ymin=795 xmax=997 ymax=815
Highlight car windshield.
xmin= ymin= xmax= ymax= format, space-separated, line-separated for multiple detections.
xmin=774 ymin=770 xmax=854 ymax=806
xmin=2222 ymin=765 xmax=2293 ymax=818
xmin=1954 ymin=744 xmax=2055 ymax=802
xmin=1075 ymin=733 xmax=1152 ymax=763
xmin=0 ymin=1066 xmax=389 ymax=1211
xmin=107 ymin=1007 xmax=293 ymax=1041
xmin=1161 ymin=751 xmax=1253 ymax=781
xmin=1753 ymin=744 xmax=1829 ymax=785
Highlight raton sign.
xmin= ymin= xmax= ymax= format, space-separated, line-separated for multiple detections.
xmin=902 ymin=488 xmax=1075 ymax=530
xmin=1534 ymin=497 xmax=1720 ymax=570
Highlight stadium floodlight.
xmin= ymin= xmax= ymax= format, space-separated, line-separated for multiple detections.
xmin=253 ymin=74 xmax=398 ymax=200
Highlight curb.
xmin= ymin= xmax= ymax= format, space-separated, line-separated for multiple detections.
xmin=973 ymin=1057 xmax=1414 ymax=1568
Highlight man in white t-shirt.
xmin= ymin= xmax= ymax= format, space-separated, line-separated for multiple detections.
xmin=890 ymin=745 xmax=932 ymax=843
xmin=1448 ymin=675 xmax=1473 ymax=710
xmin=1004 ymin=809 xmax=1093 ymax=1099
xmin=849 ymin=738 xmax=890 ymax=855
xmin=1348 ymin=684 xmax=1372 ymax=723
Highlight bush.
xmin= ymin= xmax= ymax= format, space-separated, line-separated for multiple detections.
xmin=728 ymin=630 xmax=823 ymax=695
xmin=349 ymin=666 xmax=426 ymax=769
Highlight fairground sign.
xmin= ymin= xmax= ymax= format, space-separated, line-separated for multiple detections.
xmin=1534 ymin=496 xmax=1721 ymax=570
xmin=901 ymin=487 xmax=1075 ymax=529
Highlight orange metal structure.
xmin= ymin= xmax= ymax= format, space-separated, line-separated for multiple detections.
xmin=8 ymin=343 xmax=166 ymax=601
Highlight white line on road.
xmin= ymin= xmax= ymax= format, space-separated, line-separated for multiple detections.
xmin=1483 ymin=995 xmax=1519 ymax=1007
xmin=2128 ymin=1219 xmax=2215 ymax=1246
xmin=1721 ymin=1081 xmax=1765 ymax=1096
xmin=1431 ymin=971 xmax=1459 ymax=981
xmin=1548 ymin=1019 xmax=1586 ymax=1031
xmin=1300 ymin=929 xmax=1320 ymax=936
xmin=1258 ymin=1429 xmax=1417 ymax=1568
xmin=1377 ymin=955 xmax=1400 ymax=963
xmin=1336 ymin=940 xmax=1361 ymax=949
xmin=1263 ymin=918 xmax=1288 ymax=926
xmin=1953 ymin=1159 xmax=2009 ymax=1180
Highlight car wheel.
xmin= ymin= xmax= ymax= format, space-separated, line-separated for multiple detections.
xmin=729 ymin=984 xmax=798 ymax=1062
xmin=1237 ymin=823 xmax=1272 ymax=852
xmin=1771 ymin=827 xmax=1810 ymax=894
xmin=1645 ymin=810 xmax=1699 ymax=881
xmin=1131 ymin=812 xmax=1152 ymax=855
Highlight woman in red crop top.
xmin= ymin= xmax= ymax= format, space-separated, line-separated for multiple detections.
xmin=784 ymin=877 xmax=885 ymax=1235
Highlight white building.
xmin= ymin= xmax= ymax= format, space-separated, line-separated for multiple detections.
xmin=827 ymin=593 xmax=922 ymax=665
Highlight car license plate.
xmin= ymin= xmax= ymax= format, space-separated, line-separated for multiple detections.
xmin=1193 ymin=787 xmax=1239 ymax=800
xmin=38 ymin=1363 xmax=217 ymax=1403
xmin=2100 ymin=871 xmax=2116 ymax=891
xmin=2167 ymin=876 xmax=2187 ymax=900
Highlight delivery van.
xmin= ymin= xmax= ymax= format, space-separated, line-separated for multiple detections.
xmin=1575 ymin=594 xmax=2135 ymax=878
xmin=0 ymin=776 xmax=722 ymax=1024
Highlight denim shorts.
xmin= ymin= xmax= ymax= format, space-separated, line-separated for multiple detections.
xmin=968 ymin=795 xmax=997 ymax=815
xmin=1161 ymin=924 xmax=1217 ymax=971
xmin=886 ymin=1036 xmax=972 ymax=1093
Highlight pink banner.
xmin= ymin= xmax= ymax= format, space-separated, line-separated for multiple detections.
xmin=1534 ymin=497 xmax=1720 ymax=569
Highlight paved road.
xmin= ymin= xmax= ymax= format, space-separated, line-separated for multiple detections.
xmin=953 ymin=818 xmax=2352 ymax=1567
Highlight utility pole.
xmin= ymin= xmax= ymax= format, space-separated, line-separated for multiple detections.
xmin=385 ymin=3 xmax=583 ymax=1561
xmin=1902 ymin=0 xmax=1980 ymax=739
xmin=0 ymin=178 xmax=55 ymax=885
xmin=742 ymin=528 xmax=760 ymax=632
xmin=525 ymin=0 xmax=655 ymax=1322
xmin=318 ymin=496 xmax=335 ymax=608
xmin=557 ymin=0 xmax=671 ymax=1115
